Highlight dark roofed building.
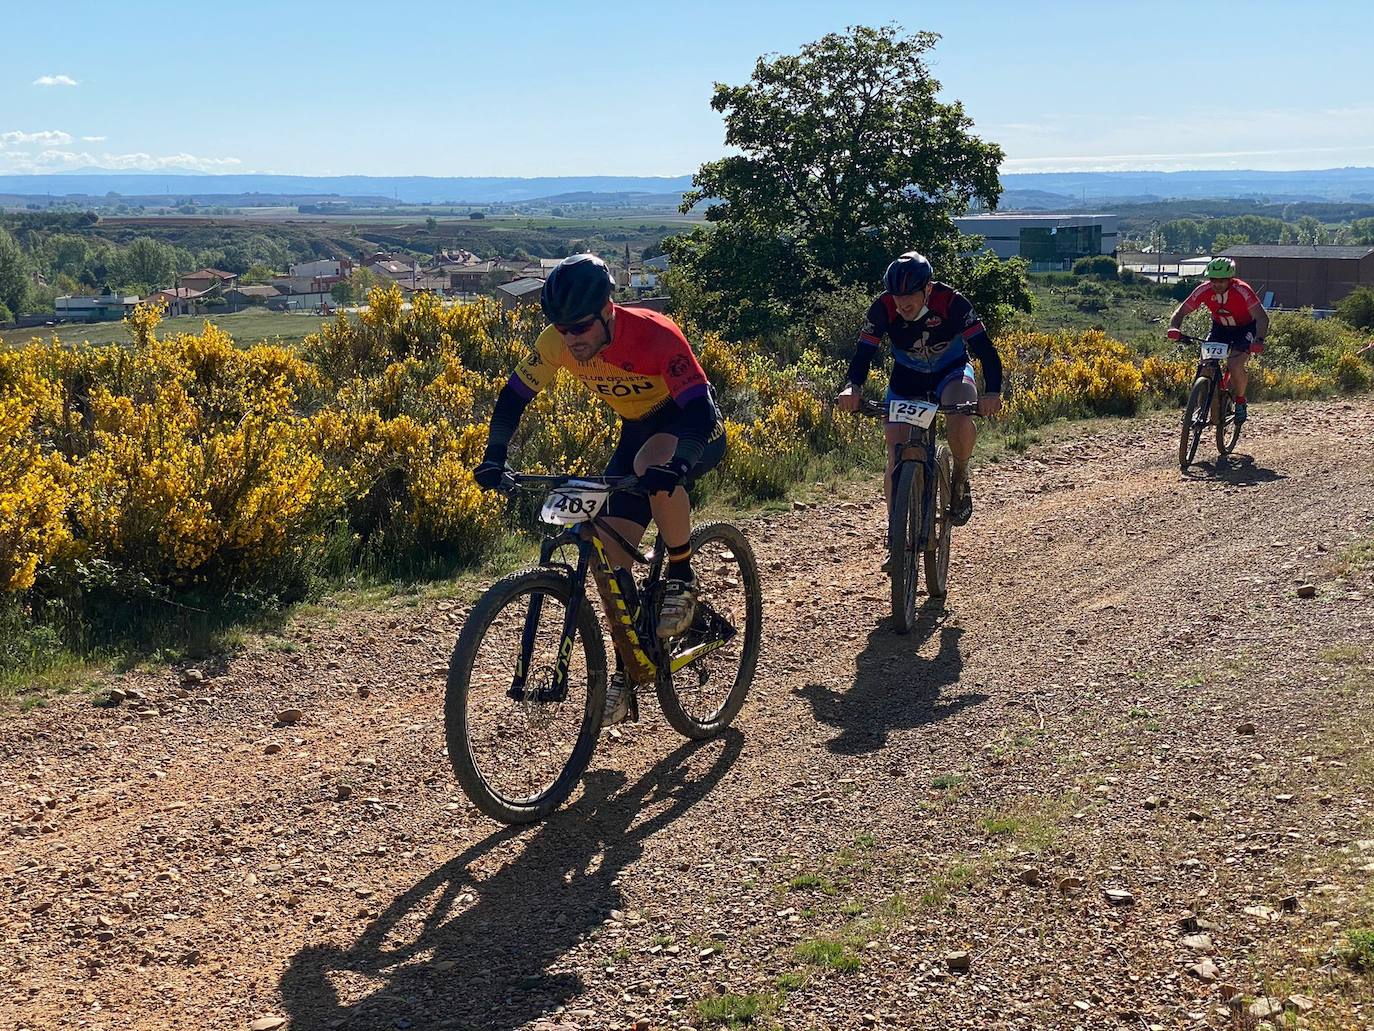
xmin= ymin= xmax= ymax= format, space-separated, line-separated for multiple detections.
xmin=495 ymin=277 xmax=545 ymax=311
xmin=1219 ymin=244 xmax=1374 ymax=309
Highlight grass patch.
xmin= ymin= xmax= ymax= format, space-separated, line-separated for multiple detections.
xmin=981 ymin=795 xmax=1072 ymax=852
xmin=1319 ymin=645 xmax=1366 ymax=666
xmin=774 ymin=971 xmax=806 ymax=992
xmin=795 ymin=936 xmax=860 ymax=973
xmin=852 ymin=832 xmax=878 ymax=850
xmin=694 ymin=992 xmax=778 ymax=1028
xmin=918 ymin=861 xmax=977 ymax=909
xmin=786 ymin=873 xmax=838 ymax=895
xmin=931 ymin=773 xmax=966 ymax=790
xmin=1127 ymin=706 xmax=1153 ymax=719
xmin=1347 ymin=929 xmax=1374 ymax=971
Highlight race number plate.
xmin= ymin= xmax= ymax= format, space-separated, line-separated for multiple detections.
xmin=887 ymin=399 xmax=939 ymax=428
xmin=1200 ymin=341 xmax=1228 ymax=361
xmin=540 ymin=481 xmax=610 ymax=525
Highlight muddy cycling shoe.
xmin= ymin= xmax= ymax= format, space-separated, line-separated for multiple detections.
xmin=1234 ymin=401 xmax=1248 ymax=425
xmin=656 ymin=577 xmax=698 ymax=638
xmin=602 ymin=672 xmax=631 ymax=728
xmin=950 ymin=478 xmax=974 ymax=527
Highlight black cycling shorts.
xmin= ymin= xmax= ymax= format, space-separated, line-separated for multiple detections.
xmin=603 ymin=407 xmax=727 ymax=526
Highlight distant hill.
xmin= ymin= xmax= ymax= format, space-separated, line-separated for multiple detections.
xmin=4 ymin=167 xmax=1374 ymax=209
xmin=998 ymin=168 xmax=1374 ymax=205
xmin=0 ymin=173 xmax=696 ymax=205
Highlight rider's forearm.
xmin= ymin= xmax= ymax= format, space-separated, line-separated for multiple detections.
xmin=483 ymin=379 xmax=533 ymax=462
xmin=845 ymin=341 xmax=880 ymax=388
xmin=667 ymin=394 xmax=718 ymax=469
xmin=966 ymin=332 xmax=1003 ymax=394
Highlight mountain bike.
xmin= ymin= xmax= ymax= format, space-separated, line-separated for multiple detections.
xmin=445 ymin=472 xmax=762 ymax=824
xmin=1176 ymin=333 xmax=1242 ymax=470
xmin=857 ymin=398 xmax=979 ymax=634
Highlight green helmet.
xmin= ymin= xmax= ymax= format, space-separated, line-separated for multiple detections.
xmin=1204 ymin=256 xmax=1237 ymax=279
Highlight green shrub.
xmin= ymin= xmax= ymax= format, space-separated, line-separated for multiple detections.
xmin=1072 ymin=255 xmax=1119 ymax=279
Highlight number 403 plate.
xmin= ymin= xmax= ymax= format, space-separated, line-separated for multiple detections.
xmin=540 ymin=482 xmax=610 ymax=525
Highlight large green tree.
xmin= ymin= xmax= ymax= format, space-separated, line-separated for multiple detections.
xmin=110 ymin=236 xmax=180 ymax=293
xmin=0 ymin=227 xmax=31 ymax=316
xmin=667 ymin=24 xmax=1022 ymax=340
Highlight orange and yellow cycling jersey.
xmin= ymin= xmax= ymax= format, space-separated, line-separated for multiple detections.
xmin=511 ymin=305 xmax=710 ymax=421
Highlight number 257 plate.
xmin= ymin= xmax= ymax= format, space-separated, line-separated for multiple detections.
xmin=887 ymin=399 xmax=938 ymax=428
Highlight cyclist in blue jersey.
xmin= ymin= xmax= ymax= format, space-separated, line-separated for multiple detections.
xmin=837 ymin=252 xmax=1003 ymax=539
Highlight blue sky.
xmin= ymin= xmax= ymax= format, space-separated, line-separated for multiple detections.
xmin=3 ymin=0 xmax=1371 ymax=178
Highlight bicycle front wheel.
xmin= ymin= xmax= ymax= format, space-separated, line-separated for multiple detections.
xmin=889 ymin=460 xmax=924 ymax=634
xmin=1216 ymin=389 xmax=1241 ymax=456
xmin=656 ymin=522 xmax=763 ymax=739
xmin=1179 ymin=377 xmax=1209 ymax=470
xmin=924 ymin=447 xmax=953 ymax=604
xmin=445 ymin=568 xmax=607 ymax=824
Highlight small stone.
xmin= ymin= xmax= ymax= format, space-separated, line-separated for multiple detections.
xmin=1284 ymin=995 xmax=1315 ymax=1014
xmin=336 ymin=783 xmax=353 ymax=801
xmin=1244 ymin=905 xmax=1280 ymax=922
xmin=1186 ymin=810 xmax=1205 ymax=822
xmin=1274 ymin=793 xmax=1294 ymax=803
xmin=250 ymin=1019 xmax=286 ymax=1031
xmin=698 ymin=946 xmax=718 ymax=959
xmin=1058 ymin=876 xmax=1085 ymax=894
xmin=182 ymin=668 xmax=205 ymax=685
xmin=1235 ymin=722 xmax=1257 ymax=736
xmin=1279 ymin=895 xmax=1299 ymax=913
xmin=1143 ymin=795 xmax=1162 ymax=810
xmin=263 ymin=743 xmax=283 ymax=755
xmin=1015 ymin=866 xmax=1041 ymax=886
xmin=106 ymin=689 xmax=126 ymax=705
xmin=1187 ymin=958 xmax=1220 ymax=981
xmin=1296 ymin=584 xmax=1317 ymax=598
xmin=1248 ymin=998 xmax=1282 ymax=1020
xmin=357 ymin=685 xmax=371 ymax=698
xmin=1180 ymin=933 xmax=1214 ymax=952
xmin=432 ymin=960 xmax=456 ymax=972
xmin=1178 ymin=911 xmax=1199 ymax=932
xmin=1103 ymin=888 xmax=1135 ymax=906
xmin=861 ymin=1014 xmax=878 ymax=1028
xmin=945 ymin=950 xmax=971 ymax=972
xmin=636 ymin=1020 xmax=651 ymax=1031
xmin=276 ymin=708 xmax=304 ymax=726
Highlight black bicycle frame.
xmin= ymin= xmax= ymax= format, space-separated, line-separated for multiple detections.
xmin=506 ymin=481 xmax=667 ymax=705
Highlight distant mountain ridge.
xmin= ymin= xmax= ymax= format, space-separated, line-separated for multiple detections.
xmin=3 ymin=167 xmax=1374 ymax=207
xmin=0 ymin=173 xmax=696 ymax=205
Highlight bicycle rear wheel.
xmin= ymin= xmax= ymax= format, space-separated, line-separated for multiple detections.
xmin=445 ymin=568 xmax=606 ymax=824
xmin=889 ymin=461 xmax=923 ymax=634
xmin=924 ymin=447 xmax=953 ymax=604
xmin=1179 ymin=377 xmax=1209 ymax=470
xmin=1216 ymin=389 xmax=1241 ymax=456
xmin=656 ymin=522 xmax=763 ymax=739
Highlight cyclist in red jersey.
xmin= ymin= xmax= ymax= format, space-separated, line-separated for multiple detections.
xmin=1166 ymin=256 xmax=1269 ymax=424
xmin=473 ymin=254 xmax=726 ymax=726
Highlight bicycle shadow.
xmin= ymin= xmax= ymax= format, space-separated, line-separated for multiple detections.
xmin=1186 ymin=453 xmax=1285 ymax=486
xmin=279 ymin=731 xmax=744 ymax=1031
xmin=795 ymin=606 xmax=985 ymax=755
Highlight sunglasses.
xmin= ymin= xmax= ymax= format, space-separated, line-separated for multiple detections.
xmin=555 ymin=315 xmax=599 ymax=336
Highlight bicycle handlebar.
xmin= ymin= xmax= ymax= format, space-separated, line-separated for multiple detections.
xmin=854 ymin=398 xmax=982 ymax=419
xmin=500 ymin=471 xmax=646 ymax=496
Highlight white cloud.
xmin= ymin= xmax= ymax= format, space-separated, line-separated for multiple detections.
xmin=0 ymin=129 xmax=74 ymax=148
xmin=33 ymin=74 xmax=78 ymax=87
xmin=13 ymin=150 xmax=243 ymax=172
xmin=81 ymin=136 xmax=107 ymax=143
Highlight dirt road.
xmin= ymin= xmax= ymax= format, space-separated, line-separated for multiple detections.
xmin=4 ymin=397 xmax=1373 ymax=1031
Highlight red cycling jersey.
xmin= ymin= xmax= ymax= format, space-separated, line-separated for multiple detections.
xmin=1180 ymin=278 xmax=1262 ymax=328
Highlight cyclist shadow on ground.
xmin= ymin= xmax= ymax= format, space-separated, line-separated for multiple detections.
xmin=279 ymin=731 xmax=744 ymax=1031
xmin=1186 ymin=453 xmax=1285 ymax=487
xmin=795 ymin=606 xmax=985 ymax=755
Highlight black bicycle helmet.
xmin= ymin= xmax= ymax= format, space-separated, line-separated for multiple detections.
xmin=541 ymin=253 xmax=615 ymax=324
xmin=884 ymin=251 xmax=934 ymax=295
